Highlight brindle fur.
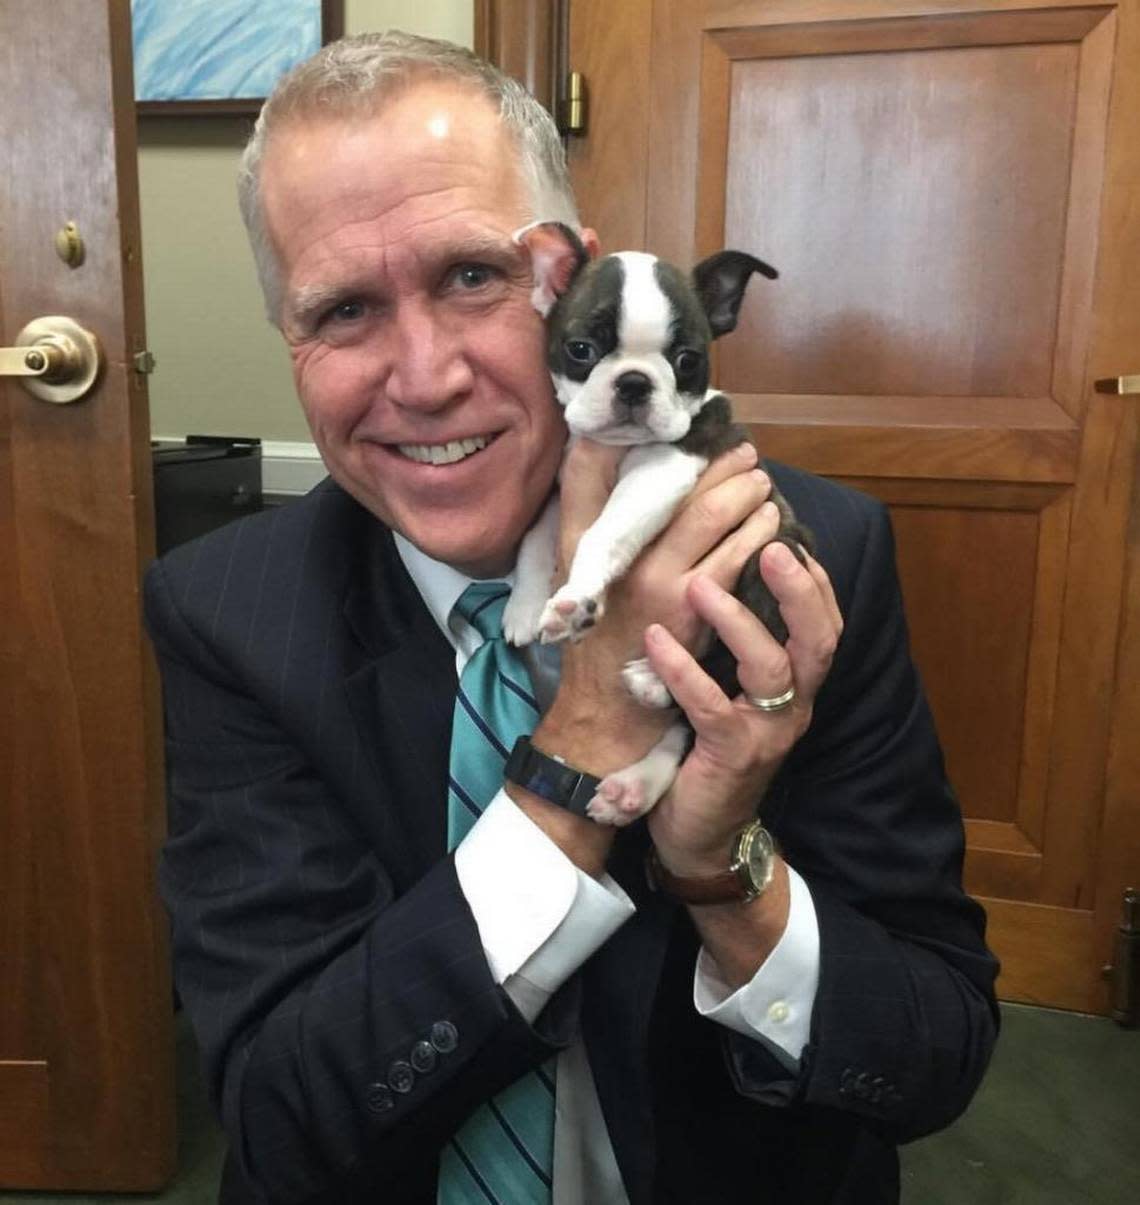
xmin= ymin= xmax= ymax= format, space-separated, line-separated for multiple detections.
xmin=678 ymin=393 xmax=815 ymax=652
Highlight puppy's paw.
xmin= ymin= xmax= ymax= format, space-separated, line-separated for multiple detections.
xmin=538 ymin=589 xmax=604 ymax=644
xmin=586 ymin=771 xmax=653 ymax=826
xmin=502 ymin=587 xmax=547 ymax=647
xmin=622 ymin=657 xmax=673 ymax=709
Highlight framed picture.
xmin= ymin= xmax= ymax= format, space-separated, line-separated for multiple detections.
xmin=134 ymin=0 xmax=345 ymax=115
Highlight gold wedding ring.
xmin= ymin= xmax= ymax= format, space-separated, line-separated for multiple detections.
xmin=745 ymin=686 xmax=796 ymax=713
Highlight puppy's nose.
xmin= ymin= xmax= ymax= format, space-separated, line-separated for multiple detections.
xmin=615 ymin=371 xmax=652 ymax=405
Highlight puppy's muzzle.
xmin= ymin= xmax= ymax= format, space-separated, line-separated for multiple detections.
xmin=613 ymin=370 xmax=653 ymax=420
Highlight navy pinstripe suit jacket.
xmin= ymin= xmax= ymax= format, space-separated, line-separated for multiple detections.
xmin=144 ymin=462 xmax=999 ymax=1205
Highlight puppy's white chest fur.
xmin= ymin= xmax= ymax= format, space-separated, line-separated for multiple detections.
xmin=505 ymin=439 xmax=707 ymax=647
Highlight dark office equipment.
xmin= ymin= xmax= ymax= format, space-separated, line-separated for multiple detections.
xmin=152 ymin=435 xmax=263 ymax=554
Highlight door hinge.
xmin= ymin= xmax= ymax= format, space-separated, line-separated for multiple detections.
xmin=1104 ymin=888 xmax=1139 ymax=1027
xmin=558 ymin=71 xmax=587 ymax=137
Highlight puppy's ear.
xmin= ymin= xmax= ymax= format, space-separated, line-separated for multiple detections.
xmin=692 ymin=251 xmax=778 ymax=338
xmin=513 ymin=221 xmax=589 ymax=317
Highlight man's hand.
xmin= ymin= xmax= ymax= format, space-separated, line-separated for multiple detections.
xmin=643 ymin=548 xmax=842 ymax=873
xmin=536 ymin=438 xmax=781 ymax=776
xmin=642 ymin=543 xmax=842 ymax=985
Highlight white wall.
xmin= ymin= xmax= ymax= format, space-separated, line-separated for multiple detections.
xmin=139 ymin=0 xmax=474 ymax=445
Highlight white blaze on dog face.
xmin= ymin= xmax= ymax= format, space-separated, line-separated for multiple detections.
xmin=616 ymin=252 xmax=671 ymax=354
xmin=551 ymin=252 xmax=711 ymax=445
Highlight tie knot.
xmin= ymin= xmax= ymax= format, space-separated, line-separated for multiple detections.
xmin=453 ymin=581 xmax=510 ymax=641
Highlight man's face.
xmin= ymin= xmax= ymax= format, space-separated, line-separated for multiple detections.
xmin=260 ymin=82 xmax=567 ymax=577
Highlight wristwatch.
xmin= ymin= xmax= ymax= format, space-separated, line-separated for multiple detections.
xmin=647 ymin=819 xmax=776 ymax=904
xmin=503 ymin=735 xmax=601 ymax=818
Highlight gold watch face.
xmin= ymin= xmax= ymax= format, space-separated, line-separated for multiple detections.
xmin=736 ymin=823 xmax=775 ymax=896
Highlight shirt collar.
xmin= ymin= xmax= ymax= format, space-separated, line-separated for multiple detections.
xmin=392 ymin=531 xmax=515 ymax=654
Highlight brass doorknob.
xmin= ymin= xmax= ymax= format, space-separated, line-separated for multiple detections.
xmin=1095 ymin=375 xmax=1140 ymax=395
xmin=0 ymin=315 xmax=102 ymax=404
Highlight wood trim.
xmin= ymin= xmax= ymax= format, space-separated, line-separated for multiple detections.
xmin=736 ymin=394 xmax=1078 ymax=430
xmin=1100 ymin=421 xmax=1140 ymax=956
xmin=1038 ymin=389 xmax=1138 ymax=910
xmin=707 ymin=6 xmax=1111 ymax=59
xmin=1096 ymin=0 xmax=1140 ymax=956
xmin=1051 ymin=11 xmax=1116 ymax=418
xmin=965 ymin=822 xmax=1044 ymax=904
xmin=704 ymin=0 xmax=1112 ymax=27
xmin=967 ymin=819 xmax=1042 ymax=856
xmin=474 ymin=0 xmax=559 ymax=112
xmin=1017 ymin=490 xmax=1071 ymax=848
xmin=843 ymin=477 xmax=1071 ymax=511
xmin=981 ymin=897 xmax=1104 ymax=1011
xmin=695 ymin=34 xmax=731 ymax=260
xmin=474 ymin=0 xmax=491 ymax=56
xmin=566 ymin=0 xmax=654 ymax=250
xmin=739 ymin=395 xmax=1080 ymax=482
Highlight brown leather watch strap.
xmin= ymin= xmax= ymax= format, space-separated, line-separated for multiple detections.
xmin=645 ymin=822 xmax=776 ymax=904
xmin=646 ymin=849 xmax=750 ymax=903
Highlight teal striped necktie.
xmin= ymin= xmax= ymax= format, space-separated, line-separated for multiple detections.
xmin=438 ymin=582 xmax=556 ymax=1204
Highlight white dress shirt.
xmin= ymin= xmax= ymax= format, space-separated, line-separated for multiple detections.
xmin=393 ymin=533 xmax=820 ymax=1201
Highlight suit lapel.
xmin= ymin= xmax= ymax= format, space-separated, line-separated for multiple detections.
xmin=343 ymin=521 xmax=457 ymax=889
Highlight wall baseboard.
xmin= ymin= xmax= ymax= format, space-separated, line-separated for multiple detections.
xmin=261 ymin=440 xmax=325 ymax=496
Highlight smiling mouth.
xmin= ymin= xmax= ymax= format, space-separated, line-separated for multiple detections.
xmin=396 ymin=434 xmax=493 ymax=465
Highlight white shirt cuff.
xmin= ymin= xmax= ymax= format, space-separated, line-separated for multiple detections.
xmin=454 ymin=792 xmax=635 ymax=1017
xmin=693 ymin=864 xmax=820 ymax=1065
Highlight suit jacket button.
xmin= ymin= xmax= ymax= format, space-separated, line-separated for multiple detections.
xmin=366 ymin=1083 xmax=394 ymax=1113
xmin=430 ymin=1021 xmax=459 ymax=1054
xmin=411 ymin=1040 xmax=439 ymax=1074
xmin=388 ymin=1060 xmax=415 ymax=1094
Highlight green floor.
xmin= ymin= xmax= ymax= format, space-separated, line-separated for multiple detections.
xmin=3 ymin=1003 xmax=1137 ymax=1203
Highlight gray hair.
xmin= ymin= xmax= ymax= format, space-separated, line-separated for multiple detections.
xmin=237 ymin=30 xmax=581 ymax=324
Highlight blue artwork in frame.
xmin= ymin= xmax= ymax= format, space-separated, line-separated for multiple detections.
xmin=133 ymin=0 xmax=343 ymax=114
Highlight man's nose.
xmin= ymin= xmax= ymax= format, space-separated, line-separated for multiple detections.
xmin=384 ymin=304 xmax=473 ymax=410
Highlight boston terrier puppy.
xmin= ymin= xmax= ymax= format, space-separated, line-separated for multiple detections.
xmin=504 ymin=222 xmax=813 ymax=825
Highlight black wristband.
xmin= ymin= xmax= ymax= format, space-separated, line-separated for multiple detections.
xmin=503 ymin=735 xmax=601 ymax=818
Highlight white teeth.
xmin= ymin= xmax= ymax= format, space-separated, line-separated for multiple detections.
xmin=398 ymin=435 xmax=490 ymax=465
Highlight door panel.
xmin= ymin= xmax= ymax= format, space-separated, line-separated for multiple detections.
xmin=0 ymin=0 xmax=174 ymax=1188
xmin=566 ymin=0 xmax=1140 ymax=1012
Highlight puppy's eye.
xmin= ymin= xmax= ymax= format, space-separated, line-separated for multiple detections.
xmin=565 ymin=340 xmax=599 ymax=367
xmin=674 ymin=349 xmax=704 ymax=376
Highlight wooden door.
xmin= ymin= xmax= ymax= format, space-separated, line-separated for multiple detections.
xmin=559 ymin=0 xmax=1140 ymax=1014
xmin=0 ymin=0 xmax=174 ymax=1188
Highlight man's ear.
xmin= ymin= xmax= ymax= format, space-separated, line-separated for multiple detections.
xmin=513 ymin=221 xmax=590 ymax=316
xmin=692 ymin=250 xmax=778 ymax=338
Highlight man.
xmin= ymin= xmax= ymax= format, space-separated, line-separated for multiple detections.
xmin=145 ymin=31 xmax=999 ymax=1205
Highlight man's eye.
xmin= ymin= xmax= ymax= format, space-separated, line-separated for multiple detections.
xmin=453 ymin=263 xmax=495 ymax=289
xmin=328 ymin=300 xmax=365 ymax=324
xmin=565 ymin=340 xmax=599 ymax=367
